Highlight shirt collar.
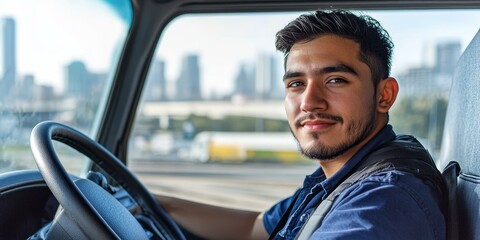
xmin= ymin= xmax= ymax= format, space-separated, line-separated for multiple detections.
xmin=304 ymin=124 xmax=396 ymax=192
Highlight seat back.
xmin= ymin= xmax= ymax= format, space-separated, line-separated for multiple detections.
xmin=437 ymin=29 xmax=480 ymax=240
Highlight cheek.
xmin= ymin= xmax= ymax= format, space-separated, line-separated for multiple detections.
xmin=333 ymin=93 xmax=372 ymax=120
xmin=346 ymin=95 xmax=376 ymax=120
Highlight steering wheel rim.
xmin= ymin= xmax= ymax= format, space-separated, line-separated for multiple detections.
xmin=30 ymin=121 xmax=185 ymax=240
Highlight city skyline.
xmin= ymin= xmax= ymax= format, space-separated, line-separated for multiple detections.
xmin=2 ymin=9 xmax=478 ymax=101
xmin=1 ymin=15 xmax=286 ymax=102
xmin=398 ymin=41 xmax=462 ymax=98
xmin=2 ymin=6 xmax=480 ymax=95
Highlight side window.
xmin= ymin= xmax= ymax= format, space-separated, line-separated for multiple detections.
xmin=0 ymin=0 xmax=131 ymax=174
xmin=129 ymin=11 xmax=480 ymax=210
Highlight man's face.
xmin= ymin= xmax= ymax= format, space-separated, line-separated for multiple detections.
xmin=284 ymin=34 xmax=380 ymax=161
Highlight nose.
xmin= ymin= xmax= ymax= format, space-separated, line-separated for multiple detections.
xmin=300 ymin=82 xmax=327 ymax=112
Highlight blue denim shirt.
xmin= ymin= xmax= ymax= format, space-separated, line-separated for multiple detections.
xmin=263 ymin=125 xmax=445 ymax=240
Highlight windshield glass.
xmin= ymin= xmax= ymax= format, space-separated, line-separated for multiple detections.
xmin=0 ymin=0 xmax=132 ymax=174
xmin=130 ymin=9 xmax=480 ymax=211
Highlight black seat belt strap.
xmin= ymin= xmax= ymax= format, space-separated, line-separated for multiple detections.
xmin=442 ymin=161 xmax=460 ymax=240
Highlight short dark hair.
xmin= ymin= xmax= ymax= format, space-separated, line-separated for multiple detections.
xmin=275 ymin=10 xmax=394 ymax=86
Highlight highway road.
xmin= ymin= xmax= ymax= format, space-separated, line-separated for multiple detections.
xmin=130 ymin=160 xmax=317 ymax=211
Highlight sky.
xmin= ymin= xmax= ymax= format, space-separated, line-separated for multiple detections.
xmin=0 ymin=0 xmax=128 ymax=92
xmin=1 ymin=0 xmax=480 ymax=96
xmin=155 ymin=10 xmax=480 ymax=97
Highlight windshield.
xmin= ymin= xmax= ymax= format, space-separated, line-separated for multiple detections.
xmin=0 ymin=0 xmax=132 ymax=174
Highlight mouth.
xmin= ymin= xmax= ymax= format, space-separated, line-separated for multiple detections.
xmin=300 ymin=119 xmax=338 ymax=131
xmin=295 ymin=113 xmax=343 ymax=132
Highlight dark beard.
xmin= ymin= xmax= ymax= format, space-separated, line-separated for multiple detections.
xmin=291 ymin=104 xmax=376 ymax=161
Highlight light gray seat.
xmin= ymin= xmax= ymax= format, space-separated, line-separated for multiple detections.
xmin=437 ymin=29 xmax=480 ymax=240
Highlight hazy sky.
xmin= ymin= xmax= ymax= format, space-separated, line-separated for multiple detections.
xmin=157 ymin=10 xmax=480 ymax=97
xmin=0 ymin=0 xmax=127 ymax=92
xmin=1 ymin=0 xmax=480 ymax=96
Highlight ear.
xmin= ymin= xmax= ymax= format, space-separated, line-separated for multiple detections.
xmin=376 ymin=77 xmax=399 ymax=113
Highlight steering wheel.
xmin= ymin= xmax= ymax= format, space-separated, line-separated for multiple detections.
xmin=30 ymin=121 xmax=186 ymax=240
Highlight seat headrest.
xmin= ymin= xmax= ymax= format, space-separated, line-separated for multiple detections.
xmin=438 ymin=29 xmax=480 ymax=177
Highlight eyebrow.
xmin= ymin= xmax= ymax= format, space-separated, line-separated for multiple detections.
xmin=283 ymin=64 xmax=358 ymax=81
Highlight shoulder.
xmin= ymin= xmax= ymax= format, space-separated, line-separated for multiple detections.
xmin=314 ymin=170 xmax=445 ymax=240
xmin=340 ymin=170 xmax=442 ymax=212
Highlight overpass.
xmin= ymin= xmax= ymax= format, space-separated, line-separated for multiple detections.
xmin=139 ymin=100 xmax=287 ymax=120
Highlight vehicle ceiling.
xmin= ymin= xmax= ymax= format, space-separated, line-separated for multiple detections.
xmin=97 ymin=0 xmax=480 ymax=164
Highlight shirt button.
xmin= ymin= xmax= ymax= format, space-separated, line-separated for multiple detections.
xmin=299 ymin=213 xmax=309 ymax=223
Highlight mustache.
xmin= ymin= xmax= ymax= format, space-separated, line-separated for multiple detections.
xmin=295 ymin=113 xmax=343 ymax=128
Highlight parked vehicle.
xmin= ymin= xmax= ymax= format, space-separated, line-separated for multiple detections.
xmin=189 ymin=131 xmax=308 ymax=163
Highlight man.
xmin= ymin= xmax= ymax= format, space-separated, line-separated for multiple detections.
xmin=156 ymin=10 xmax=446 ymax=240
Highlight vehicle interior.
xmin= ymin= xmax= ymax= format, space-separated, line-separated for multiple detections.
xmin=0 ymin=0 xmax=479 ymax=239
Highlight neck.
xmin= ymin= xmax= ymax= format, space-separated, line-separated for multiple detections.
xmin=318 ymin=143 xmax=361 ymax=178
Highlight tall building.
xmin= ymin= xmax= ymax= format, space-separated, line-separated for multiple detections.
xmin=1 ymin=17 xmax=16 ymax=99
xmin=398 ymin=66 xmax=435 ymax=97
xmin=144 ymin=59 xmax=167 ymax=101
xmin=64 ymin=61 xmax=106 ymax=101
xmin=434 ymin=41 xmax=462 ymax=93
xmin=35 ymin=84 xmax=55 ymax=101
xmin=255 ymin=53 xmax=280 ymax=100
xmin=232 ymin=63 xmax=255 ymax=100
xmin=398 ymin=41 xmax=462 ymax=98
xmin=65 ymin=61 xmax=89 ymax=97
xmin=176 ymin=54 xmax=201 ymax=101
xmin=434 ymin=41 xmax=462 ymax=76
xmin=18 ymin=75 xmax=35 ymax=101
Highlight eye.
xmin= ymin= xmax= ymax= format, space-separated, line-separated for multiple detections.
xmin=327 ymin=78 xmax=347 ymax=84
xmin=286 ymin=80 xmax=304 ymax=88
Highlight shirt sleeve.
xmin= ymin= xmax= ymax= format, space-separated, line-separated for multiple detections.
xmin=310 ymin=171 xmax=445 ymax=240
